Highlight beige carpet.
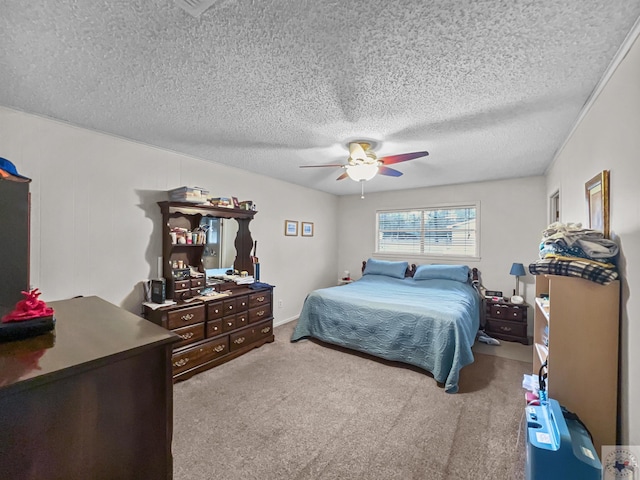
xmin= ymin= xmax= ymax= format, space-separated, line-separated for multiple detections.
xmin=173 ymin=321 xmax=532 ymax=480
xmin=472 ymin=337 xmax=533 ymax=363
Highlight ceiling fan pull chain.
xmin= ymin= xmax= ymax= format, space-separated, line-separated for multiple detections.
xmin=361 ymin=180 xmax=365 ymax=199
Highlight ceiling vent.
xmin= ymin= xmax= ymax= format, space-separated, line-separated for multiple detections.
xmin=175 ymin=0 xmax=218 ymax=17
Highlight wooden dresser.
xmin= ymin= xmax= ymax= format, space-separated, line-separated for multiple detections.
xmin=144 ymin=285 xmax=274 ymax=381
xmin=483 ymin=298 xmax=529 ymax=344
xmin=0 ymin=296 xmax=178 ymax=480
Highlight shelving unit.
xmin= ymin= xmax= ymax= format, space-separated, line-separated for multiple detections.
xmin=533 ymin=274 xmax=620 ymax=452
xmin=158 ymin=201 xmax=257 ymax=299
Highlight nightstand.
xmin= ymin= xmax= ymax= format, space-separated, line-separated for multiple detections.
xmin=484 ymin=299 xmax=530 ymax=345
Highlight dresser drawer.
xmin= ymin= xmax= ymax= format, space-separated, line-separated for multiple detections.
xmin=223 ymin=298 xmax=237 ymax=315
xmin=508 ymin=305 xmax=526 ymax=320
xmin=190 ymin=278 xmax=205 ymax=289
xmin=172 ymin=323 xmax=205 ymax=349
xmin=248 ymin=304 xmax=271 ymax=324
xmin=207 ymin=301 xmax=224 ymax=320
xmin=236 ymin=312 xmax=248 ymax=329
xmin=486 ymin=317 xmax=527 ymax=338
xmin=249 ymin=291 xmax=270 ymax=308
xmin=206 ymin=319 xmax=223 ymax=337
xmin=172 ymin=337 xmax=229 ymax=375
xmin=222 ymin=315 xmax=237 ymax=333
xmin=490 ymin=304 xmax=525 ymax=321
xmin=236 ymin=295 xmax=249 ymax=311
xmin=173 ymin=279 xmax=190 ymax=291
xmin=229 ymin=320 xmax=273 ymax=352
xmin=167 ymin=304 xmax=205 ymax=329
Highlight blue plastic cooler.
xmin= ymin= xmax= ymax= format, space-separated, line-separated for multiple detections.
xmin=525 ymin=398 xmax=601 ymax=480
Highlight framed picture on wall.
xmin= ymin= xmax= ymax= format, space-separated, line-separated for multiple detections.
xmin=585 ymin=170 xmax=610 ymax=238
xmin=301 ymin=222 xmax=314 ymax=237
xmin=284 ymin=220 xmax=298 ymax=236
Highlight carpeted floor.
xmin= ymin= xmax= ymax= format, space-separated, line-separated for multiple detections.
xmin=173 ymin=321 xmax=531 ymax=480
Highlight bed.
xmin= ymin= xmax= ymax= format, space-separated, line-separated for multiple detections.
xmin=290 ymin=259 xmax=481 ymax=393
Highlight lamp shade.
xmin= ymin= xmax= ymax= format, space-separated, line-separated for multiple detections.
xmin=509 ymin=262 xmax=526 ymax=276
xmin=346 ymin=164 xmax=378 ymax=181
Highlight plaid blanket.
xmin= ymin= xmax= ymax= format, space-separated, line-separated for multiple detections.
xmin=528 ymin=258 xmax=618 ymax=285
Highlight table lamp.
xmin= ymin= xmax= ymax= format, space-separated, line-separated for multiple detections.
xmin=509 ymin=262 xmax=526 ymax=304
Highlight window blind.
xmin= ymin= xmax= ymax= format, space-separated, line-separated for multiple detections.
xmin=376 ymin=206 xmax=477 ymax=257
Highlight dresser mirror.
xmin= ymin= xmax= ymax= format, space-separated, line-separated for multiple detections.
xmin=200 ymin=217 xmax=238 ymax=271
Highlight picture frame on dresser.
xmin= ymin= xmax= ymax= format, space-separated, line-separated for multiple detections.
xmin=585 ymin=169 xmax=610 ymax=238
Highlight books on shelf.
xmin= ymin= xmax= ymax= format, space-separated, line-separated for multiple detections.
xmin=168 ymin=186 xmax=210 ymax=203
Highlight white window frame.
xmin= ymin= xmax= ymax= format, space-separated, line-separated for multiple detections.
xmin=374 ymin=201 xmax=481 ymax=262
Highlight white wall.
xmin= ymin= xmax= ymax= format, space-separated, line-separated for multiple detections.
xmin=0 ymin=106 xmax=339 ymax=324
xmin=546 ymin=33 xmax=640 ymax=444
xmin=337 ymin=176 xmax=547 ymax=316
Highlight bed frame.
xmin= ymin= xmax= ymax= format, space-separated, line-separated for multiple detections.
xmin=361 ymin=260 xmax=479 ymax=283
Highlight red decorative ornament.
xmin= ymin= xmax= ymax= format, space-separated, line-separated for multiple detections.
xmin=1 ymin=289 xmax=54 ymax=323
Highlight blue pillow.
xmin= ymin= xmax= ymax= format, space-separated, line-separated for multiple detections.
xmin=363 ymin=258 xmax=408 ymax=279
xmin=414 ymin=264 xmax=469 ymax=283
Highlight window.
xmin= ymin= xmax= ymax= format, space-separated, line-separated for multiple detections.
xmin=376 ymin=204 xmax=479 ymax=259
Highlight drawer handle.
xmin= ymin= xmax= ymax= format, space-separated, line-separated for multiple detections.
xmin=495 ymin=311 xmax=502 ymax=315
xmin=228 ymin=305 xmax=233 ymax=310
xmin=227 ymin=322 xmax=234 ymax=327
xmin=499 ymin=326 xmax=512 ymax=332
xmin=180 ymin=332 xmax=194 ymax=340
xmin=234 ymin=337 xmax=245 ymax=345
xmin=213 ymin=309 xmax=219 ymax=314
xmin=213 ymin=345 xmax=225 ymax=353
xmin=256 ymin=296 xmax=265 ymax=302
xmin=261 ymin=327 xmax=271 ymax=334
xmin=181 ymin=313 xmax=194 ymax=322
xmin=241 ymin=302 xmax=247 ymax=307
xmin=256 ymin=310 xmax=265 ymax=317
xmin=174 ymin=358 xmax=189 ymax=367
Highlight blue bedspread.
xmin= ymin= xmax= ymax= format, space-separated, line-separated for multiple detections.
xmin=291 ymin=274 xmax=480 ymax=393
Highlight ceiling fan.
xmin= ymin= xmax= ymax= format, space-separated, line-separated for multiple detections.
xmin=300 ymin=142 xmax=429 ymax=182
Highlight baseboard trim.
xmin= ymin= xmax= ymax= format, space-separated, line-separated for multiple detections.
xmin=274 ymin=315 xmax=299 ymax=328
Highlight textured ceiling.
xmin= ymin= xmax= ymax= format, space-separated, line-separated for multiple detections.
xmin=1 ymin=1 xmax=639 ymax=195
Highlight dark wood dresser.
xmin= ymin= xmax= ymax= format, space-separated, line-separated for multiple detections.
xmin=144 ymin=285 xmax=274 ymax=382
xmin=0 ymin=296 xmax=178 ymax=480
xmin=484 ymin=298 xmax=530 ymax=344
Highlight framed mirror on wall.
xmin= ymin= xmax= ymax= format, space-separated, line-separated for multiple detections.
xmin=549 ymin=190 xmax=560 ymax=224
xmin=585 ymin=170 xmax=610 ymax=238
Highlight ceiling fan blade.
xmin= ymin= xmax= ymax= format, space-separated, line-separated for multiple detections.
xmin=336 ymin=172 xmax=349 ymax=181
xmin=349 ymin=142 xmax=367 ymax=161
xmin=299 ymin=164 xmax=345 ymax=168
xmin=379 ymin=151 xmax=429 ymax=165
xmin=378 ymin=166 xmax=403 ymax=177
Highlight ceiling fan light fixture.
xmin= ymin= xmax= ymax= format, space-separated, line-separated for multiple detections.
xmin=346 ymin=164 xmax=378 ymax=182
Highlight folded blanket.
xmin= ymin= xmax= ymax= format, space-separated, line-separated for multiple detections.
xmin=539 ymin=242 xmax=591 ymax=260
xmin=542 ymin=222 xmax=603 ymax=246
xmin=543 ymin=254 xmax=615 ymax=269
xmin=540 ymin=222 xmax=618 ymax=261
xmin=577 ymin=238 xmax=619 ymax=259
xmin=528 ymin=258 xmax=618 ymax=285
